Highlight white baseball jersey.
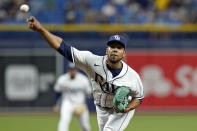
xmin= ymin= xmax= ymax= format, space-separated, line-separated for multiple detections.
xmin=54 ymin=72 xmax=91 ymax=131
xmin=71 ymin=47 xmax=144 ymax=108
xmin=54 ymin=72 xmax=92 ymax=105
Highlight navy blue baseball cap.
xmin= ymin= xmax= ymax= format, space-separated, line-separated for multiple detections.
xmin=68 ymin=63 xmax=76 ymax=69
xmin=107 ymin=35 xmax=126 ymax=48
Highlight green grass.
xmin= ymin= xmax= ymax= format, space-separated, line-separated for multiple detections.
xmin=0 ymin=113 xmax=197 ymax=131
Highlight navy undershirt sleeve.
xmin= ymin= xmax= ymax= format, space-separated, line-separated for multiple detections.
xmin=54 ymin=92 xmax=61 ymax=106
xmin=57 ymin=40 xmax=73 ymax=62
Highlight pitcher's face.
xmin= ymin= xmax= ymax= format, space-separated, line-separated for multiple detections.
xmin=106 ymin=42 xmax=125 ymax=64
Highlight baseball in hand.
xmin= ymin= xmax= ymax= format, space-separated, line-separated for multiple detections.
xmin=20 ymin=4 xmax=30 ymax=13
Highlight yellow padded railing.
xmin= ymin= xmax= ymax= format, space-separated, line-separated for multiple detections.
xmin=0 ymin=24 xmax=197 ymax=32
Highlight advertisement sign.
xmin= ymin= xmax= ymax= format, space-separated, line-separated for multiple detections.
xmin=5 ymin=65 xmax=39 ymax=101
xmin=0 ymin=55 xmax=56 ymax=107
xmin=127 ymin=51 xmax=197 ymax=109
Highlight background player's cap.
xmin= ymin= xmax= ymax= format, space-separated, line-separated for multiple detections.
xmin=107 ymin=35 xmax=126 ymax=48
xmin=68 ymin=63 xmax=76 ymax=69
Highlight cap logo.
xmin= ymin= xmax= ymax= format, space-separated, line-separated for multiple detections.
xmin=114 ymin=35 xmax=120 ymax=40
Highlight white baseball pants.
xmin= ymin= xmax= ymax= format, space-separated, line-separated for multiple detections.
xmin=58 ymin=100 xmax=90 ymax=131
xmin=96 ymin=106 xmax=135 ymax=131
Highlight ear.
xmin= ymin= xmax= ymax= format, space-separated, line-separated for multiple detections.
xmin=123 ymin=50 xmax=126 ymax=58
xmin=105 ymin=47 xmax=108 ymax=55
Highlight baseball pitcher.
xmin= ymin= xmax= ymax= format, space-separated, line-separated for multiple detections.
xmin=27 ymin=16 xmax=144 ymax=131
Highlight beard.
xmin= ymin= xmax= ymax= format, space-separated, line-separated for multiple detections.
xmin=108 ymin=56 xmax=122 ymax=64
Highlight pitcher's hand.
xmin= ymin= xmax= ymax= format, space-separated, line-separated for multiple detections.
xmin=27 ymin=16 xmax=43 ymax=32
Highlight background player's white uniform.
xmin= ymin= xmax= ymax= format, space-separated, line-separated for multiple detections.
xmin=54 ymin=72 xmax=92 ymax=131
xmin=71 ymin=47 xmax=144 ymax=131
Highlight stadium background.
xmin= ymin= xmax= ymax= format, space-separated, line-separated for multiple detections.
xmin=0 ymin=0 xmax=197 ymax=131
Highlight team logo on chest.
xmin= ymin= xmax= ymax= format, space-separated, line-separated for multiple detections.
xmin=95 ymin=73 xmax=117 ymax=94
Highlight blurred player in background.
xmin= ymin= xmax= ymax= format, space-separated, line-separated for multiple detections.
xmin=27 ymin=16 xmax=144 ymax=131
xmin=53 ymin=63 xmax=92 ymax=131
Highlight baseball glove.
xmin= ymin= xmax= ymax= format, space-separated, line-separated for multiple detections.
xmin=113 ymin=86 xmax=131 ymax=112
xmin=74 ymin=104 xmax=87 ymax=116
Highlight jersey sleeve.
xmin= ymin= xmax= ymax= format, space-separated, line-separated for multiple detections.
xmin=54 ymin=76 xmax=68 ymax=92
xmin=57 ymin=40 xmax=96 ymax=76
xmin=134 ymin=77 xmax=144 ymax=100
xmin=71 ymin=47 xmax=95 ymax=74
xmin=54 ymin=77 xmax=63 ymax=92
